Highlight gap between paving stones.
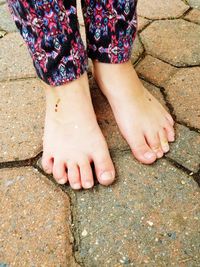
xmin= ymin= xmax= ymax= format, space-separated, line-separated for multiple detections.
xmin=137 ymin=6 xmax=192 ymax=21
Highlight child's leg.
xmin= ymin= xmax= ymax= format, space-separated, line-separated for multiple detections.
xmin=82 ymin=0 xmax=175 ymax=164
xmin=7 ymin=0 xmax=115 ymax=188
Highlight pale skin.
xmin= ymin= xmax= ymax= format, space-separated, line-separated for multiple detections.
xmin=41 ymin=60 xmax=175 ymax=189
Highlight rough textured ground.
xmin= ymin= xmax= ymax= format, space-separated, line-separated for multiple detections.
xmin=0 ymin=0 xmax=199 ymax=266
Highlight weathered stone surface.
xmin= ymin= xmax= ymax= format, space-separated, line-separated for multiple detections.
xmin=165 ymin=67 xmax=200 ymax=129
xmin=0 ymin=33 xmax=36 ymax=82
xmin=71 ymin=152 xmax=200 ymax=266
xmin=90 ymin=77 xmax=167 ymax=151
xmin=0 ymin=79 xmax=45 ymax=162
xmin=136 ymin=55 xmax=178 ymax=87
xmin=186 ymin=0 xmax=200 ymax=9
xmin=131 ymin=35 xmax=144 ymax=64
xmin=166 ymin=124 xmax=200 ymax=172
xmin=0 ymin=167 xmax=78 ymax=266
xmin=137 ymin=0 xmax=189 ymax=19
xmin=0 ymin=4 xmax=17 ymax=32
xmin=140 ymin=19 xmax=200 ymax=66
xmin=138 ymin=16 xmax=151 ymax=31
xmin=184 ymin=8 xmax=200 ymax=24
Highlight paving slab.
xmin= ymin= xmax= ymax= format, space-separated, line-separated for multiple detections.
xmin=138 ymin=16 xmax=151 ymax=31
xmin=70 ymin=152 xmax=200 ymax=266
xmin=140 ymin=19 xmax=200 ymax=66
xmin=184 ymin=8 xmax=200 ymax=24
xmin=186 ymin=0 xmax=200 ymax=9
xmin=0 ymin=4 xmax=17 ymax=32
xmin=137 ymin=0 xmax=189 ymax=19
xmin=165 ymin=67 xmax=200 ymax=129
xmin=136 ymin=55 xmax=178 ymax=87
xmin=0 ymin=78 xmax=45 ymax=162
xmin=0 ymin=32 xmax=36 ymax=82
xmin=166 ymin=124 xmax=200 ymax=173
xmin=0 ymin=167 xmax=78 ymax=266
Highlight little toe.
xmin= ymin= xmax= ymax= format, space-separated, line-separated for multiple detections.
xmin=41 ymin=153 xmax=53 ymax=174
xmin=79 ymin=159 xmax=94 ymax=189
xmin=130 ymin=134 xmax=157 ymax=164
xmin=145 ymin=132 xmax=163 ymax=159
xmin=164 ymin=121 xmax=175 ymax=142
xmin=159 ymin=129 xmax=170 ymax=153
xmin=67 ymin=162 xmax=81 ymax=190
xmin=92 ymin=150 xmax=115 ymax=186
xmin=53 ymin=159 xmax=68 ymax=185
xmin=166 ymin=113 xmax=175 ymax=126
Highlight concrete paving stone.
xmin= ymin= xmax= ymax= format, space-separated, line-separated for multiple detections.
xmin=165 ymin=67 xmax=200 ymax=129
xmin=184 ymin=8 xmax=200 ymax=24
xmin=0 ymin=4 xmax=17 ymax=32
xmin=0 ymin=167 xmax=78 ymax=266
xmin=136 ymin=55 xmax=178 ymax=87
xmin=71 ymin=152 xmax=200 ymax=266
xmin=137 ymin=0 xmax=189 ymax=19
xmin=0 ymin=78 xmax=45 ymax=162
xmin=90 ymin=77 xmax=167 ymax=151
xmin=0 ymin=32 xmax=36 ymax=82
xmin=140 ymin=19 xmax=200 ymax=66
xmin=186 ymin=0 xmax=200 ymax=9
xmin=131 ymin=35 xmax=144 ymax=64
xmin=166 ymin=124 xmax=200 ymax=172
xmin=138 ymin=16 xmax=151 ymax=31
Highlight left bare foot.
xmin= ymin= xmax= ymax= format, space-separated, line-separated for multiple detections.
xmin=92 ymin=60 xmax=175 ymax=164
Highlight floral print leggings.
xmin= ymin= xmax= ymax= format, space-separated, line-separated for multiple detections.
xmin=7 ymin=0 xmax=138 ymax=86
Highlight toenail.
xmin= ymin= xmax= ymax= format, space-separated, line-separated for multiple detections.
xmin=58 ymin=178 xmax=66 ymax=185
xmin=163 ymin=145 xmax=169 ymax=153
xmin=100 ymin=171 xmax=114 ymax=181
xmin=144 ymin=151 xmax=155 ymax=159
xmin=84 ymin=181 xmax=93 ymax=188
xmin=157 ymin=151 xmax=163 ymax=158
xmin=72 ymin=183 xmax=81 ymax=189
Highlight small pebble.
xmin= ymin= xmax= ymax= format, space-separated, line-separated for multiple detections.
xmin=147 ymin=220 xmax=153 ymax=226
xmin=81 ymin=229 xmax=88 ymax=237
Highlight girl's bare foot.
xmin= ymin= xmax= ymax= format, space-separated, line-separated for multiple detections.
xmin=93 ymin=60 xmax=175 ymax=164
xmin=41 ymin=72 xmax=115 ymax=189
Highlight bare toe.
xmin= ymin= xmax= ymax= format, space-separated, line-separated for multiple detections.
xmin=166 ymin=113 xmax=175 ymax=126
xmin=164 ymin=121 xmax=175 ymax=142
xmin=67 ymin=162 xmax=81 ymax=190
xmin=53 ymin=159 xmax=68 ymax=185
xmin=130 ymin=134 xmax=157 ymax=164
xmin=145 ymin=131 xmax=163 ymax=159
xmin=79 ymin=159 xmax=94 ymax=189
xmin=41 ymin=153 xmax=53 ymax=174
xmin=159 ymin=129 xmax=169 ymax=153
xmin=92 ymin=150 xmax=115 ymax=186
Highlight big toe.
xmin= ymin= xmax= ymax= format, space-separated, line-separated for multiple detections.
xmin=129 ymin=134 xmax=157 ymax=164
xmin=92 ymin=149 xmax=115 ymax=186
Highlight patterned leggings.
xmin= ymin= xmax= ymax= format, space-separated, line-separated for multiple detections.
xmin=7 ymin=0 xmax=138 ymax=86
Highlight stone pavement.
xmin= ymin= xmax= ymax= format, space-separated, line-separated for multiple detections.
xmin=0 ymin=0 xmax=200 ymax=266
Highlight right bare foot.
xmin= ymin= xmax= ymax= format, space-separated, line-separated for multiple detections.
xmin=41 ymin=72 xmax=115 ymax=190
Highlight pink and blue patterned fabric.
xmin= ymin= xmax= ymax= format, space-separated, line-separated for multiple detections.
xmin=7 ymin=0 xmax=138 ymax=86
